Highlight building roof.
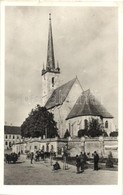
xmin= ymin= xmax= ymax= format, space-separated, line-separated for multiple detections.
xmin=42 ymin=14 xmax=60 ymax=75
xmin=45 ymin=77 xmax=77 ymax=109
xmin=4 ymin=125 xmax=21 ymax=135
xmin=66 ymin=89 xmax=113 ymax=120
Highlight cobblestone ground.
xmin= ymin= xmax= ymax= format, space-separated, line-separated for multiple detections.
xmin=4 ymin=155 xmax=118 ymax=185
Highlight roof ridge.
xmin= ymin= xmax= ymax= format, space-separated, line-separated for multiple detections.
xmin=54 ymin=77 xmax=76 ymax=91
xmin=45 ymin=77 xmax=77 ymax=109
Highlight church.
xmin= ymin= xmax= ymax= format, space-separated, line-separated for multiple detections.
xmin=41 ymin=14 xmax=115 ymax=138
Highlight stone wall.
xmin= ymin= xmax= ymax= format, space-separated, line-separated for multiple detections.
xmin=66 ymin=137 xmax=118 ymax=158
xmin=12 ymin=137 xmax=118 ymax=158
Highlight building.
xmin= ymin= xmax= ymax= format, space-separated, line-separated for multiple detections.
xmin=41 ymin=14 xmax=115 ymax=138
xmin=4 ymin=125 xmax=21 ymax=150
xmin=66 ymin=89 xmax=115 ymax=136
xmin=11 ymin=14 xmax=117 ymax=157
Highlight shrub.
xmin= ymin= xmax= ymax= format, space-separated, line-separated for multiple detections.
xmin=78 ymin=129 xmax=87 ymax=137
xmin=64 ymin=129 xmax=70 ymax=138
xmin=110 ymin=131 xmax=118 ymax=137
xmin=106 ymin=151 xmax=114 ymax=168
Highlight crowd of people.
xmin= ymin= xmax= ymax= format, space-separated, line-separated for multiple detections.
xmin=26 ymin=149 xmax=56 ymax=164
xmin=75 ymin=151 xmax=99 ymax=173
xmin=17 ymin=149 xmax=100 ymax=173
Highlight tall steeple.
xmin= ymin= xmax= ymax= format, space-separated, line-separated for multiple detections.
xmin=47 ymin=13 xmax=55 ymax=70
xmin=41 ymin=13 xmax=61 ymax=106
xmin=42 ymin=13 xmax=60 ymax=75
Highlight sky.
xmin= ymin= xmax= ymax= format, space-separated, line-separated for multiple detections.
xmin=5 ymin=6 xmax=118 ymax=127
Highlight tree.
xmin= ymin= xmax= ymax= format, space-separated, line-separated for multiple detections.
xmin=21 ymin=105 xmax=58 ymax=138
xmin=64 ymin=129 xmax=70 ymax=138
xmin=77 ymin=118 xmax=108 ymax=138
xmin=86 ymin=118 xmax=104 ymax=137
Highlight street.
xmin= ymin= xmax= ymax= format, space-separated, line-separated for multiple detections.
xmin=4 ymin=155 xmax=117 ymax=185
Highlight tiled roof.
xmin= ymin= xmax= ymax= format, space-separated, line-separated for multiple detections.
xmin=66 ymin=89 xmax=113 ymax=120
xmin=45 ymin=78 xmax=77 ymax=109
xmin=4 ymin=125 xmax=21 ymax=135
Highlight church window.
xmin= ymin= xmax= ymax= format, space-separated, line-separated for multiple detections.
xmin=52 ymin=77 xmax=55 ymax=87
xmin=84 ymin=119 xmax=88 ymax=130
xmin=105 ymin=121 xmax=108 ymax=128
xmin=9 ymin=142 xmax=11 ymax=147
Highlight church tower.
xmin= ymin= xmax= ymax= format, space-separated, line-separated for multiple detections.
xmin=41 ymin=13 xmax=60 ymax=106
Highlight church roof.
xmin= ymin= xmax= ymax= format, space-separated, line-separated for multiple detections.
xmin=4 ymin=125 xmax=21 ymax=135
xmin=66 ymin=89 xmax=113 ymax=120
xmin=42 ymin=14 xmax=60 ymax=75
xmin=45 ymin=77 xmax=77 ymax=109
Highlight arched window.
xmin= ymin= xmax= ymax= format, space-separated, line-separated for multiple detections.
xmin=13 ymin=135 xmax=15 ymax=139
xmin=105 ymin=121 xmax=108 ymax=128
xmin=9 ymin=142 xmax=11 ymax=147
xmin=5 ymin=141 xmax=7 ymax=146
xmin=52 ymin=77 xmax=54 ymax=87
xmin=84 ymin=119 xmax=88 ymax=130
xmin=5 ymin=135 xmax=7 ymax=139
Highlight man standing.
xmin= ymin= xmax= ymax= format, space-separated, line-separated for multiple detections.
xmin=93 ymin=151 xmax=99 ymax=170
xmin=79 ymin=152 xmax=84 ymax=172
xmin=75 ymin=155 xmax=81 ymax=174
xmin=30 ymin=152 xmax=34 ymax=164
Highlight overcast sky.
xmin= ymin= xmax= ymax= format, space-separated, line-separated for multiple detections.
xmin=5 ymin=6 xmax=118 ymax=127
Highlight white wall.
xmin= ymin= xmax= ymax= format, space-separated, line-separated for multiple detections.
xmin=41 ymin=71 xmax=60 ymax=106
xmin=103 ymin=118 xmax=115 ymax=135
xmin=66 ymin=116 xmax=101 ymax=137
xmin=49 ymin=78 xmax=82 ymax=137
xmin=4 ymin=134 xmax=21 ymax=150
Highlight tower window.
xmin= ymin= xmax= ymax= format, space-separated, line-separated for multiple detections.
xmin=105 ymin=121 xmax=108 ymax=128
xmin=52 ymin=77 xmax=54 ymax=87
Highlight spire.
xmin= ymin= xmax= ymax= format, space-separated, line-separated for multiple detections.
xmin=46 ymin=13 xmax=55 ymax=70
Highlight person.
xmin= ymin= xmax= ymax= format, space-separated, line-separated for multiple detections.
xmin=18 ymin=151 xmax=20 ymax=157
xmin=30 ymin=152 xmax=34 ymax=164
xmin=93 ymin=151 xmax=99 ymax=170
xmin=53 ymin=161 xmax=61 ymax=171
xmin=75 ymin=155 xmax=81 ymax=174
xmin=79 ymin=152 xmax=84 ymax=172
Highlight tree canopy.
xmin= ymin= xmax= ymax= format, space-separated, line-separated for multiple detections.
xmin=21 ymin=105 xmax=58 ymax=138
xmin=78 ymin=118 xmax=108 ymax=137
